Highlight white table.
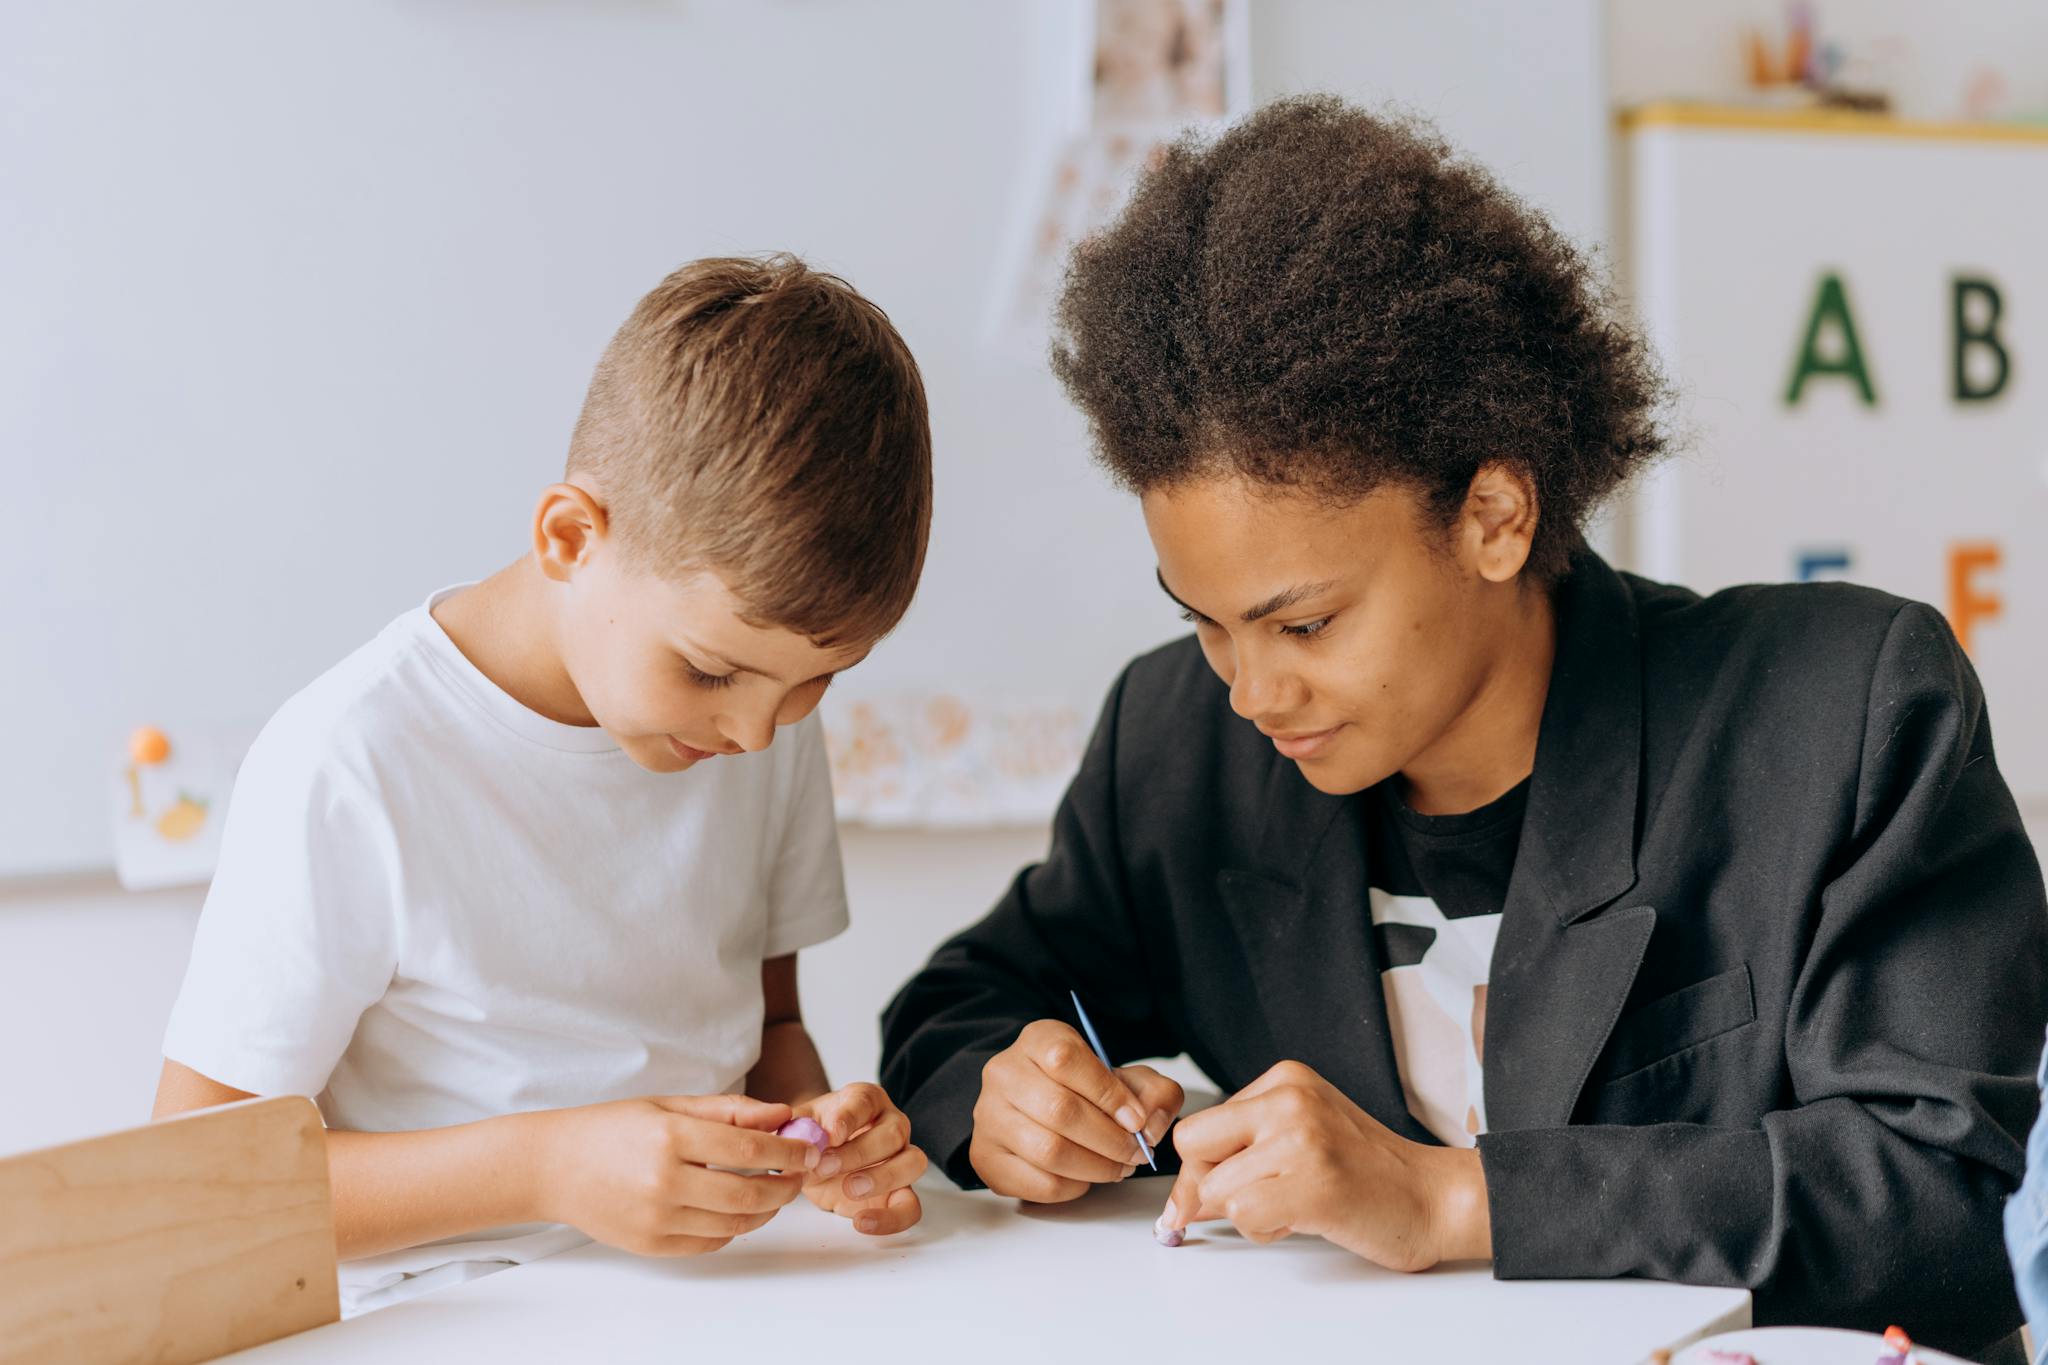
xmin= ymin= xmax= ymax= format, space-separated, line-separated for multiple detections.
xmin=233 ymin=1175 xmax=1750 ymax=1363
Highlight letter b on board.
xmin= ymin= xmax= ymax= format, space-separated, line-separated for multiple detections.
xmin=1953 ymin=276 xmax=2011 ymax=403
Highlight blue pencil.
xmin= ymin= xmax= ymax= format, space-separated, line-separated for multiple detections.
xmin=1069 ymin=989 xmax=1156 ymax=1170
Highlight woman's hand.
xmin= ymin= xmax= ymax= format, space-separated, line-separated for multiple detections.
xmin=968 ymin=1019 xmax=1184 ymax=1202
xmin=1163 ymin=1061 xmax=1490 ymax=1270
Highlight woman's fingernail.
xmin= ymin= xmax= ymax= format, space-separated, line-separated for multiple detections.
xmin=1116 ymin=1105 xmax=1145 ymax=1133
xmin=1146 ymin=1109 xmax=1170 ymax=1140
xmin=816 ymin=1155 xmax=841 ymax=1178
xmin=856 ymin=1214 xmax=880 ymax=1233
xmin=846 ymin=1173 xmax=875 ymax=1198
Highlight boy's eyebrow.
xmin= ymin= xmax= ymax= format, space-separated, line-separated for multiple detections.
xmin=691 ymin=643 xmax=869 ymax=686
xmin=683 ymin=639 xmax=783 ymax=684
xmin=1155 ymin=569 xmax=1337 ymax=624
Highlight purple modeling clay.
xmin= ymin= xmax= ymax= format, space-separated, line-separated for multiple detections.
xmin=777 ymin=1117 xmax=830 ymax=1155
xmin=1152 ymin=1211 xmax=1184 ymax=1248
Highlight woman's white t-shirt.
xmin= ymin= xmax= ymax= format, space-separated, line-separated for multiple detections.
xmin=162 ymin=586 xmax=849 ymax=1309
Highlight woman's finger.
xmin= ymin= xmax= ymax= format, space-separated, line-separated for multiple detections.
xmin=1008 ymin=1064 xmax=1151 ymax=1165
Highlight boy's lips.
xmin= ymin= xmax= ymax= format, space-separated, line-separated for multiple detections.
xmin=668 ymin=736 xmax=722 ymax=763
xmin=1261 ymin=723 xmax=1343 ymax=760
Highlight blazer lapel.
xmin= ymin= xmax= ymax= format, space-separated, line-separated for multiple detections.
xmin=1214 ymin=751 xmax=1432 ymax=1141
xmin=1486 ymin=552 xmax=1658 ymax=1132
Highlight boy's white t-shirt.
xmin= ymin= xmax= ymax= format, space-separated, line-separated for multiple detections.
xmin=163 ymin=585 xmax=849 ymax=1311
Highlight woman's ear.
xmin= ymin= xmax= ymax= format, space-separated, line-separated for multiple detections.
xmin=532 ymin=482 xmax=610 ymax=583
xmin=1461 ymin=463 xmax=1539 ymax=583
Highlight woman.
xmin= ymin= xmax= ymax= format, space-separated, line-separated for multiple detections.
xmin=879 ymin=97 xmax=2046 ymax=1357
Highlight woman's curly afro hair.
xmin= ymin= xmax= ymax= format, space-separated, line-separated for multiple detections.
xmin=1050 ymin=95 xmax=1667 ymax=583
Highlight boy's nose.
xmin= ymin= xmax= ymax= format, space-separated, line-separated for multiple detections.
xmin=721 ymin=711 xmax=777 ymax=754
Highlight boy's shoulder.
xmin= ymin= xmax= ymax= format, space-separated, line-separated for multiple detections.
xmin=239 ymin=602 xmax=455 ymax=804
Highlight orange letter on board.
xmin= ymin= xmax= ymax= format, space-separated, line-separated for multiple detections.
xmin=1948 ymin=542 xmax=2003 ymax=657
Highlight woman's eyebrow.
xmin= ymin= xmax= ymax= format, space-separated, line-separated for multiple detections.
xmin=1240 ymin=580 xmax=1338 ymax=623
xmin=1157 ymin=569 xmax=1336 ymax=624
xmin=1155 ymin=569 xmax=1210 ymax=621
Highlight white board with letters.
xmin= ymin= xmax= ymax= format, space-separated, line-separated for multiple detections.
xmin=1620 ymin=105 xmax=2048 ymax=814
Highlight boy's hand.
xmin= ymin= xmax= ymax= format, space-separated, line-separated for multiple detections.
xmin=968 ymin=1019 xmax=1184 ymax=1203
xmin=532 ymin=1094 xmax=819 ymax=1257
xmin=798 ymin=1081 xmax=927 ymax=1235
xmin=1161 ymin=1061 xmax=1490 ymax=1270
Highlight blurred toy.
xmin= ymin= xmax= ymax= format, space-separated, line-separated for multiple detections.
xmin=111 ymin=723 xmax=245 ymax=890
xmin=1741 ymin=3 xmax=1891 ymax=114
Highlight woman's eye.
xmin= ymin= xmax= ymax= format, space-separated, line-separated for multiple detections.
xmin=685 ymin=662 xmax=736 ymax=690
xmin=1280 ymin=616 xmax=1333 ymax=639
xmin=1179 ymin=607 xmax=1215 ymax=628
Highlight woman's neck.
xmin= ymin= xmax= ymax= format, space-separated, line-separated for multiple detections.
xmin=1397 ymin=584 xmax=1557 ymax=816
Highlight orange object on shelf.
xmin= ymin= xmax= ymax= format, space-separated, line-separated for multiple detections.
xmin=129 ymin=726 xmax=171 ymax=766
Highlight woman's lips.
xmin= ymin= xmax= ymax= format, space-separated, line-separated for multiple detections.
xmin=668 ymin=736 xmax=720 ymax=763
xmin=1264 ymin=724 xmax=1342 ymax=760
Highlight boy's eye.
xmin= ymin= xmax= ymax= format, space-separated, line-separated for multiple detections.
xmin=1280 ymin=616 xmax=1333 ymax=639
xmin=684 ymin=661 xmax=736 ymax=690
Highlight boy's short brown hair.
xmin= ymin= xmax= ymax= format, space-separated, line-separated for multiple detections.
xmin=569 ymin=255 xmax=932 ymax=646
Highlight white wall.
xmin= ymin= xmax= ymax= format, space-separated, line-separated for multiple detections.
xmin=1608 ymin=0 xmax=2048 ymax=119
xmin=1255 ymin=0 xmax=1610 ymax=251
xmin=0 ymin=0 xmax=1609 ymax=878
xmin=0 ymin=0 xmax=1610 ymax=1152
xmin=0 ymin=0 xmax=1158 ymax=876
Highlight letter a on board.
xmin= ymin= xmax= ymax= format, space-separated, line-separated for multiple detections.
xmin=1952 ymin=277 xmax=2011 ymax=402
xmin=1785 ymin=272 xmax=1877 ymax=407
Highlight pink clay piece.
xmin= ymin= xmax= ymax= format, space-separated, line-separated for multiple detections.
xmin=777 ymin=1117 xmax=830 ymax=1154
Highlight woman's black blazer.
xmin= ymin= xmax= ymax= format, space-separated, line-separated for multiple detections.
xmin=880 ymin=551 xmax=2048 ymax=1356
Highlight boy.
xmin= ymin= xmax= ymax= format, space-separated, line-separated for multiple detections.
xmin=155 ymin=256 xmax=933 ymax=1312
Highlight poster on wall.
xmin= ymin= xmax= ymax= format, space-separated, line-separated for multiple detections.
xmin=1620 ymin=106 xmax=2048 ymax=813
xmin=993 ymin=0 xmax=1252 ymax=350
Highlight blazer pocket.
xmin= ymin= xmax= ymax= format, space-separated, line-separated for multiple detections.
xmin=1601 ymin=962 xmax=1756 ymax=1083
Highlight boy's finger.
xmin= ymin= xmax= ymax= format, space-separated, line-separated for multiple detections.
xmin=663 ymin=1204 xmax=780 ymax=1240
xmin=807 ymin=1082 xmax=890 ymax=1146
xmin=852 ymin=1185 xmax=921 ymax=1236
xmin=653 ymin=1094 xmax=794 ymax=1131
xmin=817 ymin=1107 xmax=912 ymax=1175
xmin=1009 ymin=1064 xmax=1149 ymax=1164
xmin=647 ymin=1232 xmax=733 ymax=1258
xmin=675 ymin=1164 xmax=807 ymax=1214
xmin=1025 ymin=1024 xmax=1145 ymax=1134
xmin=829 ymin=1143 xmax=928 ymax=1202
xmin=670 ymin=1113 xmax=819 ymax=1172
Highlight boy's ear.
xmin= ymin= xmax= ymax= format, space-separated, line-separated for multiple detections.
xmin=1461 ymin=462 xmax=1539 ymax=584
xmin=532 ymin=482 xmax=610 ymax=583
